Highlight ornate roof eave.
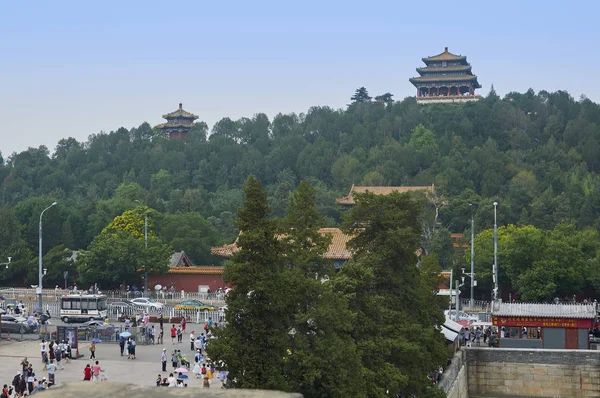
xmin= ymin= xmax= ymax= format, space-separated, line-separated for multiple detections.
xmin=416 ymin=65 xmax=472 ymax=75
xmin=211 ymin=228 xmax=355 ymax=260
xmin=410 ymin=75 xmax=478 ymax=82
xmin=162 ymin=103 xmax=199 ymax=120
xmin=421 ymin=47 xmax=467 ymax=64
xmin=156 ymin=121 xmax=195 ymax=130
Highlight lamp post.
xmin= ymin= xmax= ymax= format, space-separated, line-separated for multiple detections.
xmin=493 ymin=201 xmax=499 ymax=301
xmin=469 ymin=204 xmax=475 ymax=308
xmin=39 ymin=202 xmax=57 ymax=315
xmin=1 ymin=257 xmax=11 ymax=269
xmin=135 ymin=201 xmax=149 ymax=296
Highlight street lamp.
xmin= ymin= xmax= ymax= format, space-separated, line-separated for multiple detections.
xmin=135 ymin=200 xmax=149 ymax=295
xmin=39 ymin=202 xmax=57 ymax=315
xmin=1 ymin=257 xmax=11 ymax=269
xmin=493 ymin=201 xmax=499 ymax=301
xmin=469 ymin=204 xmax=475 ymax=308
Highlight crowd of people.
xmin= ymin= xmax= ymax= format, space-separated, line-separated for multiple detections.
xmin=0 ymin=339 xmax=108 ymax=398
xmin=0 ymin=311 xmax=226 ymax=394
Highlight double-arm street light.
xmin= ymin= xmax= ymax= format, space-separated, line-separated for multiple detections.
xmin=39 ymin=202 xmax=57 ymax=315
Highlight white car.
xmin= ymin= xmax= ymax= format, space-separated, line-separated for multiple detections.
xmin=130 ymin=298 xmax=164 ymax=310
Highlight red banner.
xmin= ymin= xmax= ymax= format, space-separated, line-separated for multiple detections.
xmin=493 ymin=316 xmax=592 ymax=328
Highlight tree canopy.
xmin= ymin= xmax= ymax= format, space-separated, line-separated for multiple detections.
xmin=2 ymin=87 xmax=600 ymax=298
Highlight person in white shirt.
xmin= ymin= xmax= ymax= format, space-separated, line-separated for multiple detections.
xmin=189 ymin=332 xmax=195 ymax=351
xmin=167 ymin=373 xmax=177 ymax=387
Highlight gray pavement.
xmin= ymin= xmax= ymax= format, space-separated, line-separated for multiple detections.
xmin=0 ymin=333 xmax=223 ymax=389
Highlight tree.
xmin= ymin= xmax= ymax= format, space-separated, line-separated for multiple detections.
xmin=77 ymin=208 xmax=172 ymax=289
xmin=340 ymin=191 xmax=449 ymax=397
xmin=156 ymin=212 xmax=221 ymax=265
xmin=375 ymin=92 xmax=394 ymax=103
xmin=466 ymin=222 xmax=596 ymax=301
xmin=282 ymin=181 xmax=365 ymax=397
xmin=350 ymin=87 xmax=372 ymax=103
xmin=207 ymin=176 xmax=291 ymax=391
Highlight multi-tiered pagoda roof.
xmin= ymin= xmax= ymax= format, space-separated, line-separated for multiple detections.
xmin=409 ymin=47 xmax=481 ymax=104
xmin=156 ymin=103 xmax=199 ymax=140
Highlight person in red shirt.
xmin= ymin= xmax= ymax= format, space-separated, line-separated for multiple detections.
xmin=170 ymin=325 xmax=177 ymax=344
xmin=83 ymin=364 xmax=92 ymax=381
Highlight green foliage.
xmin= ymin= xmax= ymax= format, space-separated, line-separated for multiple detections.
xmin=3 ymin=89 xmax=600 ymax=300
xmin=340 ymin=192 xmax=449 ymax=397
xmin=467 ymin=222 xmax=600 ymax=301
xmin=350 ymin=86 xmax=372 ymax=103
xmin=208 ymin=177 xmax=290 ymax=390
xmin=77 ymin=207 xmax=172 ymax=289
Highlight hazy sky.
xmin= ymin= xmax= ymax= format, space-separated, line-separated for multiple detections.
xmin=1 ymin=0 xmax=598 ymax=156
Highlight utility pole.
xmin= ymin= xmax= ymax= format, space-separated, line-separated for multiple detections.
xmin=470 ymin=204 xmax=475 ymax=308
xmin=144 ymin=210 xmax=148 ymax=295
xmin=136 ymin=200 xmax=149 ymax=296
xmin=39 ymin=202 xmax=57 ymax=315
xmin=448 ymin=268 xmax=453 ymax=316
xmin=493 ymin=201 xmax=499 ymax=301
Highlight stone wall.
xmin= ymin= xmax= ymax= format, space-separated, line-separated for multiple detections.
xmin=467 ymin=348 xmax=600 ymax=397
xmin=440 ymin=349 xmax=468 ymax=398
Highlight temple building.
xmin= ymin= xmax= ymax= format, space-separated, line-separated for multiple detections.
xmin=211 ymin=228 xmax=354 ymax=270
xmin=409 ymin=47 xmax=481 ymax=104
xmin=147 ymin=251 xmax=225 ymax=292
xmin=335 ymin=184 xmax=435 ymax=206
xmin=156 ymin=103 xmax=198 ymax=139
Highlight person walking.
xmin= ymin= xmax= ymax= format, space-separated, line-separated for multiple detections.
xmin=130 ymin=339 xmax=137 ymax=360
xmin=170 ymin=325 xmax=176 ymax=344
xmin=119 ymin=335 xmax=126 ymax=356
xmin=47 ymin=360 xmax=57 ymax=386
xmin=189 ymin=331 xmax=195 ymax=351
xmin=176 ymin=325 xmax=182 ymax=344
xmin=193 ymin=359 xmax=201 ymax=379
xmin=91 ymin=361 xmax=103 ymax=382
xmin=40 ymin=340 xmax=47 ymax=367
xmin=89 ymin=342 xmax=96 ymax=360
xmin=161 ymin=349 xmax=167 ymax=372
xmin=171 ymin=350 xmax=178 ymax=370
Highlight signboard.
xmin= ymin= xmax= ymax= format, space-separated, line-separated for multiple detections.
xmin=493 ymin=316 xmax=593 ymax=329
xmin=57 ymin=326 xmax=78 ymax=350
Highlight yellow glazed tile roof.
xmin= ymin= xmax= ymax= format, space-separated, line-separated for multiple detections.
xmin=211 ymin=228 xmax=354 ymax=260
xmin=335 ymin=184 xmax=435 ymax=205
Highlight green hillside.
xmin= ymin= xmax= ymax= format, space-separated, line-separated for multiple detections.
xmin=1 ymin=87 xmax=600 ymax=295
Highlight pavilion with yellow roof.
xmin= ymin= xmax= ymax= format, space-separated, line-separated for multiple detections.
xmin=409 ymin=47 xmax=481 ymax=104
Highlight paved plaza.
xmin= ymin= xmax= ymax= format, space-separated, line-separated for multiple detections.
xmin=0 ymin=337 xmax=223 ymax=389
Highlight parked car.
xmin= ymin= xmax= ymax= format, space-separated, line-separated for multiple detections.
xmin=130 ymin=298 xmax=164 ymax=310
xmin=174 ymin=299 xmax=216 ymax=311
xmin=444 ymin=310 xmax=479 ymax=322
xmin=0 ymin=315 xmax=34 ymax=334
xmin=108 ymin=301 xmax=137 ymax=310
xmin=77 ymin=320 xmax=118 ymax=337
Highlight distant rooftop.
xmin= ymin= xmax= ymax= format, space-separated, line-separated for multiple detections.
xmin=335 ymin=184 xmax=435 ymax=205
xmin=492 ymin=301 xmax=597 ymax=319
xmin=211 ymin=228 xmax=354 ymax=260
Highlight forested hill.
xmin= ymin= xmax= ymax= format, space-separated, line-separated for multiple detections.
xmin=1 ymin=87 xmax=600 ymax=282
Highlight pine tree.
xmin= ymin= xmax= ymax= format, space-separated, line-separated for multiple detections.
xmin=283 ymin=181 xmax=366 ymax=397
xmin=350 ymin=86 xmax=372 ymax=103
xmin=207 ymin=176 xmax=291 ymax=390
xmin=340 ymin=191 xmax=449 ymax=397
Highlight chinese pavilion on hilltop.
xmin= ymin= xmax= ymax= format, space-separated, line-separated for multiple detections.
xmin=409 ymin=47 xmax=481 ymax=104
xmin=156 ymin=103 xmax=198 ymax=140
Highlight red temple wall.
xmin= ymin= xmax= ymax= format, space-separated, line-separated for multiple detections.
xmin=147 ymin=274 xmax=225 ymax=292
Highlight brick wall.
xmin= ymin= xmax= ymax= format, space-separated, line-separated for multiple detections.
xmin=467 ymin=348 xmax=600 ymax=397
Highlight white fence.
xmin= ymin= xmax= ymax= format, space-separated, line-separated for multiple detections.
xmin=460 ymin=299 xmax=491 ymax=313
xmin=0 ymin=287 xmax=225 ymax=306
